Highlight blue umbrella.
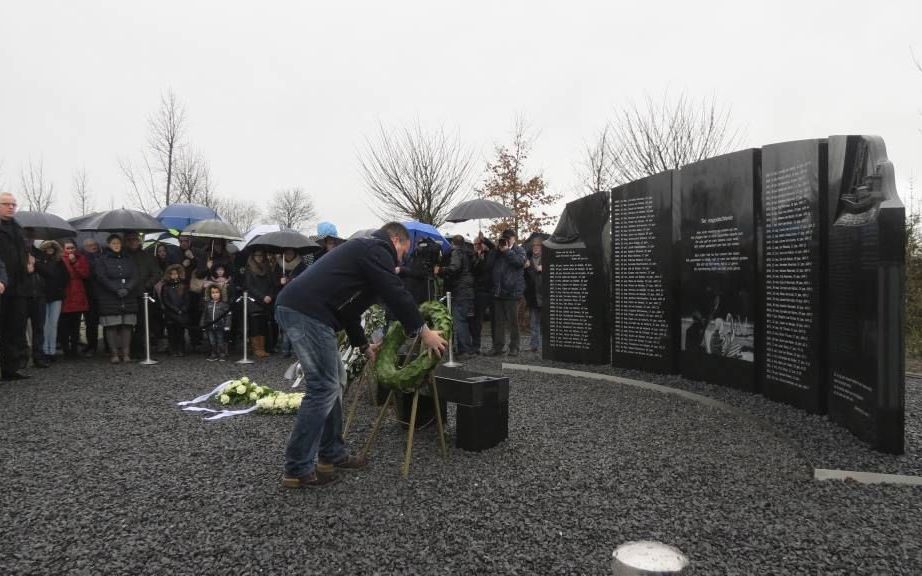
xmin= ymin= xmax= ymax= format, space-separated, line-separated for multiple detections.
xmin=153 ymin=203 xmax=221 ymax=230
xmin=402 ymin=221 xmax=450 ymax=255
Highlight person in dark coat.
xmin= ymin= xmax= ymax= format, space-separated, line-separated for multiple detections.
xmin=469 ymin=233 xmax=494 ymax=355
xmin=80 ymin=238 xmax=102 ymax=356
xmin=59 ymin=239 xmax=91 ymax=357
xmin=23 ymin=253 xmax=47 ymax=368
xmin=178 ymin=235 xmax=205 ymax=351
xmin=487 ymin=228 xmax=526 ymax=356
xmin=34 ymin=240 xmax=69 ymax=362
xmin=523 ymin=238 xmax=544 ymax=353
xmin=244 ymin=249 xmax=277 ymax=358
xmin=94 ymin=234 xmax=139 ymax=364
xmin=201 ymin=284 xmax=231 ymax=361
xmin=276 ymin=249 xmax=307 ymax=357
xmin=274 ymin=223 xmax=446 ymax=488
xmin=160 ymin=264 xmax=189 ymax=357
xmin=125 ymin=232 xmax=163 ymax=357
xmin=436 ymin=235 xmax=476 ymax=356
xmin=0 ymin=193 xmax=31 ymax=380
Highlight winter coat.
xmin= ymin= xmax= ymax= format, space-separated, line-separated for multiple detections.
xmin=0 ymin=256 xmax=7 ymax=288
xmin=0 ymin=218 xmax=28 ymax=296
xmin=128 ymin=247 xmax=162 ymax=293
xmin=61 ymin=251 xmax=91 ymax=313
xmin=488 ymin=243 xmax=527 ymax=300
xmin=160 ymin=279 xmax=190 ymax=326
xmin=276 ymin=230 xmax=425 ymax=349
xmin=524 ymin=252 xmax=543 ymax=309
xmin=440 ymin=245 xmax=474 ymax=302
xmin=471 ymin=238 xmax=495 ymax=295
xmin=200 ymin=299 xmax=231 ymax=330
xmin=244 ymin=259 xmax=277 ymax=316
xmin=93 ymin=248 xmax=140 ymax=316
xmin=35 ymin=244 xmax=69 ymax=302
xmin=398 ymin=251 xmax=432 ymax=304
xmin=22 ymin=269 xmax=45 ymax=300
xmin=278 ymin=257 xmax=307 ymax=288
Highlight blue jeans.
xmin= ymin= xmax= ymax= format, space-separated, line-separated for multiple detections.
xmin=43 ymin=300 xmax=62 ymax=356
xmin=452 ymin=298 xmax=474 ymax=354
xmin=529 ymin=307 xmax=541 ymax=351
xmin=276 ymin=306 xmax=348 ymax=477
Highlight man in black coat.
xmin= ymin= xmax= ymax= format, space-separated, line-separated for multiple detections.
xmin=275 ymin=222 xmax=447 ymax=488
xmin=436 ymin=235 xmax=475 ymax=356
xmin=0 ymin=193 xmax=31 ymax=380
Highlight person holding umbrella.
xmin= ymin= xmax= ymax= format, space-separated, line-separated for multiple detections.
xmin=244 ymin=249 xmax=277 ymax=358
xmin=0 ymin=192 xmax=31 ymax=380
xmin=35 ymin=241 xmax=69 ymax=363
xmin=94 ymin=234 xmax=140 ymax=363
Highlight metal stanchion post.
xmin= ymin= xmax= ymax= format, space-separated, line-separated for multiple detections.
xmin=236 ymin=291 xmax=255 ymax=365
xmin=443 ymin=291 xmax=461 ymax=368
xmin=140 ymin=292 xmax=158 ymax=365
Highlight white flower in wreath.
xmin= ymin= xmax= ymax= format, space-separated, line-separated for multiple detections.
xmin=240 ymin=377 xmax=250 ymax=385
xmin=219 ymin=394 xmax=230 ymax=405
xmin=249 ymin=391 xmax=258 ymax=401
xmin=235 ymin=385 xmax=246 ymax=395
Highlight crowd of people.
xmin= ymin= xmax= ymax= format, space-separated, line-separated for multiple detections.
xmin=0 ymin=191 xmax=545 ymax=382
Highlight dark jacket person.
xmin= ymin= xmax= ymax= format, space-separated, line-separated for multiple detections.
xmin=275 ymin=223 xmax=446 ymax=488
xmin=0 ymin=193 xmax=30 ymax=380
xmin=94 ymin=234 xmax=139 ymax=364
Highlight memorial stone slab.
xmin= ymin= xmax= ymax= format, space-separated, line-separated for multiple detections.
xmin=679 ymin=149 xmax=760 ymax=392
xmin=826 ymin=135 xmax=904 ymax=454
xmin=610 ymin=170 xmax=680 ymax=373
xmin=542 ymin=192 xmax=611 ymax=364
xmin=759 ymin=139 xmax=827 ymax=413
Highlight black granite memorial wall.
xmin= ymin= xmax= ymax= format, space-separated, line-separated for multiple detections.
xmin=610 ymin=170 xmax=680 ymax=373
xmin=542 ymin=191 xmax=611 ymax=364
xmin=826 ymin=135 xmax=905 ymax=454
xmin=679 ymin=149 xmax=760 ymax=392
xmin=759 ymin=139 xmax=827 ymax=413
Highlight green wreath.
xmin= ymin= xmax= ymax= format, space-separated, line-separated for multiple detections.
xmin=375 ymin=300 xmax=453 ymax=392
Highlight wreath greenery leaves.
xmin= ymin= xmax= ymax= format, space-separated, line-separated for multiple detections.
xmin=375 ymin=300 xmax=453 ymax=392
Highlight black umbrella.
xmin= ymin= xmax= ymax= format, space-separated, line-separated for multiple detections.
xmin=15 ymin=211 xmax=77 ymax=239
xmin=77 ymin=208 xmax=167 ymax=233
xmin=248 ymin=230 xmax=320 ymax=254
xmin=446 ymin=199 xmax=513 ymax=223
xmin=181 ymin=219 xmax=243 ymax=241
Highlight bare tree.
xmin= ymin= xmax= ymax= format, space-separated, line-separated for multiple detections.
xmin=121 ymin=89 xmax=188 ymax=210
xmin=361 ymin=122 xmax=473 ymax=227
xmin=267 ymin=187 xmax=316 ymax=231
xmin=579 ymin=125 xmax=618 ymax=196
xmin=149 ymin=90 xmax=185 ymax=206
xmin=173 ymin=148 xmax=216 ymax=206
xmin=20 ymin=158 xmax=55 ymax=212
xmin=214 ymin=197 xmax=261 ymax=234
xmin=584 ymin=92 xmax=741 ymax=188
xmin=71 ymin=167 xmax=93 ymax=216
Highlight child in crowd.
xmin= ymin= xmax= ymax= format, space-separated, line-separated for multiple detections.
xmin=201 ymin=285 xmax=231 ymax=361
xmin=160 ymin=264 xmax=190 ymax=357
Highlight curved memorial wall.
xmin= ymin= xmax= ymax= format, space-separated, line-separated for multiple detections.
xmin=542 ymin=135 xmax=905 ymax=453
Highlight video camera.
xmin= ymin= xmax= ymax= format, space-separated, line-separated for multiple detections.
xmin=414 ymin=237 xmax=443 ymax=276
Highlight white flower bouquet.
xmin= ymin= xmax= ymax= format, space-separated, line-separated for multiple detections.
xmin=217 ymin=377 xmax=275 ymax=406
xmin=256 ymin=392 xmax=306 ymax=414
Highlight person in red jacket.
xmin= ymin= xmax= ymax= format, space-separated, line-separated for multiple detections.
xmin=58 ymin=239 xmax=91 ymax=357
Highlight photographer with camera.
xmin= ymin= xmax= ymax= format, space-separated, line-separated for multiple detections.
xmin=397 ymin=237 xmax=441 ymax=304
xmin=487 ymin=228 xmax=526 ymax=356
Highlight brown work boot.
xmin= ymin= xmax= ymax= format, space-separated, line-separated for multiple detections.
xmin=253 ymin=336 xmax=270 ymax=358
xmin=316 ymin=455 xmax=368 ymax=474
xmin=281 ymin=470 xmax=339 ymax=489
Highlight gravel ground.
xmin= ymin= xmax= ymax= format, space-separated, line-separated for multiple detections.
xmin=1 ymin=352 xmax=920 ymax=575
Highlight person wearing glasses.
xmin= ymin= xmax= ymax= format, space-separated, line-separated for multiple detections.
xmin=0 ymin=193 xmax=30 ymax=380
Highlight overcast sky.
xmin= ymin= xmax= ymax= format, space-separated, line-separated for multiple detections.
xmin=1 ymin=0 xmax=920 ymax=238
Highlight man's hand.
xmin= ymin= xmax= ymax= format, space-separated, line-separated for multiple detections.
xmin=364 ymin=341 xmax=382 ymax=363
xmin=263 ymin=296 xmax=272 ymax=304
xmin=420 ymin=325 xmax=447 ymax=358
xmin=0 ymin=281 xmax=5 ymax=295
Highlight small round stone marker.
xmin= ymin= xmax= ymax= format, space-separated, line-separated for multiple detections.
xmin=612 ymin=541 xmax=689 ymax=575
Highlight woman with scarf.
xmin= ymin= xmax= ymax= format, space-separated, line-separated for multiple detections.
xmin=59 ymin=239 xmax=91 ymax=358
xmin=243 ymin=249 xmax=277 ymax=358
xmin=276 ymin=248 xmax=307 ymax=357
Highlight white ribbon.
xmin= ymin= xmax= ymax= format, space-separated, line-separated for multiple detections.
xmin=203 ymin=406 xmax=259 ymax=420
xmin=181 ymin=406 xmax=219 ymax=413
xmin=177 ymin=380 xmax=233 ymax=406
